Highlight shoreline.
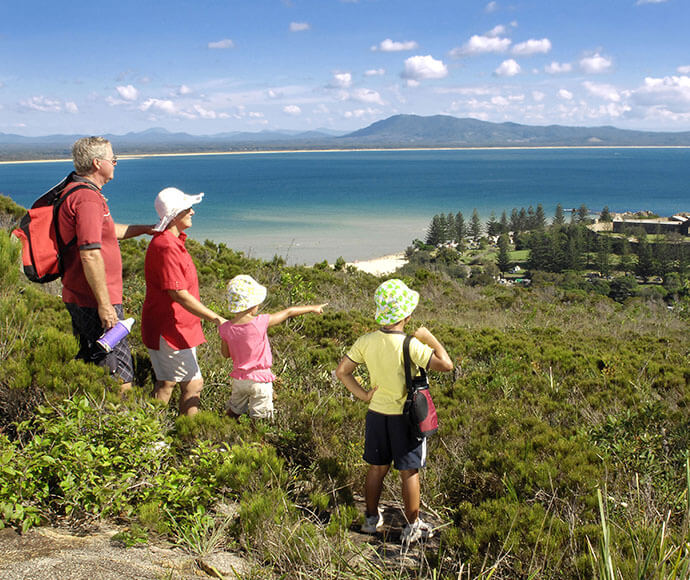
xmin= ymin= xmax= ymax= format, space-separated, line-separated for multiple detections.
xmin=345 ymin=252 xmax=408 ymax=276
xmin=2 ymin=144 xmax=690 ymax=165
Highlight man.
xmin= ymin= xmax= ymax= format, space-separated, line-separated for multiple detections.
xmin=58 ymin=136 xmax=153 ymax=393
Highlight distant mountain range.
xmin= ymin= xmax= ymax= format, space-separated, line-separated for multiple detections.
xmin=2 ymin=114 xmax=690 ymax=160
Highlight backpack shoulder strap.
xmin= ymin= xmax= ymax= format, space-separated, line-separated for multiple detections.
xmin=403 ymin=335 xmax=428 ymax=396
xmin=402 ymin=335 xmax=414 ymax=395
xmin=53 ymin=182 xmax=99 ymax=253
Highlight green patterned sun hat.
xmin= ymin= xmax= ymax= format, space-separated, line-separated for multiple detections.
xmin=227 ymin=275 xmax=267 ymax=313
xmin=374 ymin=279 xmax=419 ymax=325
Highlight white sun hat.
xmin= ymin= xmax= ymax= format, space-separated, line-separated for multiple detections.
xmin=153 ymin=187 xmax=204 ymax=232
xmin=227 ymin=275 xmax=268 ymax=313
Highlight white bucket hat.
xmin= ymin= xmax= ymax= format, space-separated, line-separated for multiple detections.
xmin=374 ymin=279 xmax=419 ymax=325
xmin=153 ymin=187 xmax=204 ymax=232
xmin=227 ymin=275 xmax=267 ymax=313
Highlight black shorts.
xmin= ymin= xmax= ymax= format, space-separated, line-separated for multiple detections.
xmin=65 ymin=303 xmax=134 ymax=384
xmin=363 ymin=410 xmax=427 ymax=470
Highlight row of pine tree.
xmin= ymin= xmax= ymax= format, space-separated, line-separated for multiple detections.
xmin=424 ymin=203 xmax=603 ymax=246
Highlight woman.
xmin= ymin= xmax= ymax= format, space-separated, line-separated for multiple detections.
xmin=141 ymin=187 xmax=226 ymax=415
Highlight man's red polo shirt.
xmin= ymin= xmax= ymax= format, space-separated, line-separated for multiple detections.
xmin=58 ymin=183 xmax=123 ymax=307
xmin=141 ymin=230 xmax=205 ymax=350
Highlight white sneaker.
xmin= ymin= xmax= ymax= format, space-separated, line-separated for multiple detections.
xmin=361 ymin=509 xmax=384 ymax=534
xmin=401 ymin=518 xmax=434 ymax=546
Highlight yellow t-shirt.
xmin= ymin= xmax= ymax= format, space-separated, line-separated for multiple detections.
xmin=346 ymin=330 xmax=434 ymax=415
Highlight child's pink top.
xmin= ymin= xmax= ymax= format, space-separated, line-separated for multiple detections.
xmin=218 ymin=314 xmax=277 ymax=383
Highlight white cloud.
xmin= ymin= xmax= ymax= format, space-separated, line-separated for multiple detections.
xmin=373 ymin=38 xmax=418 ymax=52
xmin=344 ymin=107 xmax=378 ymax=119
xmin=486 ymin=1 xmax=498 ymax=12
xmin=449 ymin=101 xmax=491 ymax=120
xmin=401 ymin=55 xmax=448 ymax=84
xmin=579 ymin=52 xmax=613 ymax=74
xmin=65 ymin=102 xmax=79 ymax=114
xmin=487 ymin=25 xmax=507 ymax=38
xmin=267 ymin=89 xmax=284 ymax=99
xmin=632 ymin=75 xmax=690 ymax=113
xmin=436 ymin=86 xmax=493 ymax=97
xmin=116 ymin=84 xmax=139 ymax=101
xmin=249 ymin=111 xmax=265 ymax=118
xmin=532 ymin=90 xmax=545 ymax=102
xmin=139 ymin=98 xmax=176 ymax=115
xmin=446 ymin=89 xmax=533 ymax=122
xmin=495 ymin=59 xmax=521 ymax=77
xmin=678 ymin=65 xmax=690 ymax=74
xmin=208 ymin=39 xmax=235 ymax=49
xmin=512 ymin=38 xmax=551 ymax=56
xmin=283 ymin=105 xmax=302 ymax=116
xmin=593 ymin=103 xmax=632 ymax=119
xmin=350 ymin=88 xmax=384 ymax=105
xmin=20 ymin=96 xmax=63 ymax=112
xmin=545 ymin=61 xmax=572 ymax=74
xmin=178 ymin=85 xmax=193 ymax=95
xmin=558 ymin=89 xmax=574 ymax=100
xmin=193 ymin=105 xmax=215 ymax=119
xmin=451 ymin=34 xmax=511 ymax=57
xmin=364 ymin=68 xmax=386 ymax=77
xmin=329 ymin=72 xmax=352 ymax=89
xmin=193 ymin=104 xmax=230 ymax=119
xmin=636 ymin=0 xmax=667 ymax=4
xmin=290 ymin=22 xmax=310 ymax=32
xmin=583 ymin=81 xmax=622 ymax=102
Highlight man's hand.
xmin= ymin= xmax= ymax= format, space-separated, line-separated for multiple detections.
xmin=98 ymin=303 xmax=119 ymax=330
xmin=80 ymin=248 xmax=116 ymax=329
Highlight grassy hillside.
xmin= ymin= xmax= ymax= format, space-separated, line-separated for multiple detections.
xmin=1 ymin=194 xmax=689 ymax=579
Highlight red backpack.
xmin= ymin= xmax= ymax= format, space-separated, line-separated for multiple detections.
xmin=402 ymin=335 xmax=439 ymax=439
xmin=11 ymin=173 xmax=96 ymax=283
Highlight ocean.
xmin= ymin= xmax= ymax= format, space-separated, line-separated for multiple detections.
xmin=1 ymin=148 xmax=688 ymax=265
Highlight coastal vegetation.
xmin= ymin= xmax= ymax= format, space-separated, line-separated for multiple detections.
xmin=412 ymin=205 xmax=689 ymax=304
xmin=1 ymin=193 xmax=689 ymax=579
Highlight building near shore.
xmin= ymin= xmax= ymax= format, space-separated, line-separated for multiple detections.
xmin=611 ymin=212 xmax=690 ymax=236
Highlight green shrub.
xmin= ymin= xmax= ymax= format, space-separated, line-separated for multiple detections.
xmin=1 ymin=213 xmax=689 ymax=579
xmin=0 ymin=396 xmax=171 ymax=530
xmin=0 ymin=230 xmax=20 ymax=287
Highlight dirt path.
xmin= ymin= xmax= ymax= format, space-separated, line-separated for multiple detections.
xmin=0 ymin=499 xmax=445 ymax=579
xmin=0 ymin=526 xmax=249 ymax=580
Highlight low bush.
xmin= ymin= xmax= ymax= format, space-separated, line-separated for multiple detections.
xmin=2 ymin=208 xmax=689 ymax=578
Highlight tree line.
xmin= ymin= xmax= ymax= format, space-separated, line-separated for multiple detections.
xmin=420 ymin=203 xmax=688 ymax=285
xmin=424 ymin=203 xmax=600 ymax=246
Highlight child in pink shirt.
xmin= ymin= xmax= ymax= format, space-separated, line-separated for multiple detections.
xmin=219 ymin=275 xmax=327 ymax=419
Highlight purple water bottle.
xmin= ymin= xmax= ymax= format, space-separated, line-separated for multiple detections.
xmin=96 ymin=317 xmax=135 ymax=352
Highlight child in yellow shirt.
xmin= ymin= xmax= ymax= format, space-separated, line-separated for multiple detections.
xmin=335 ymin=279 xmax=452 ymax=546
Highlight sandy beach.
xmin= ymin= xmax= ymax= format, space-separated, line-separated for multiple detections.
xmin=3 ymin=144 xmax=689 ymax=165
xmin=346 ymin=253 xmax=408 ymax=276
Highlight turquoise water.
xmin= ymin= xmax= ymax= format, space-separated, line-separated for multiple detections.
xmin=1 ymin=148 xmax=688 ymax=264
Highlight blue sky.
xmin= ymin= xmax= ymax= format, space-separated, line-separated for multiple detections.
xmin=2 ymin=0 xmax=689 ymax=136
